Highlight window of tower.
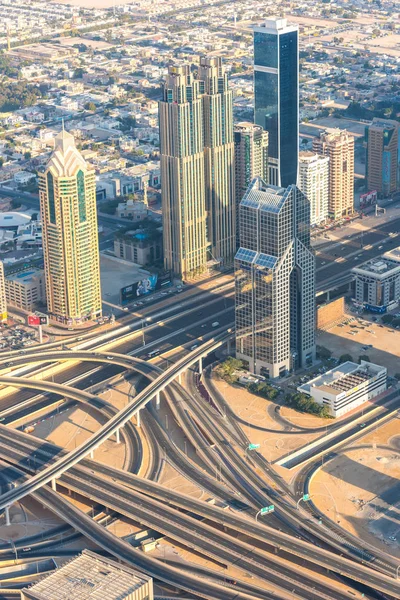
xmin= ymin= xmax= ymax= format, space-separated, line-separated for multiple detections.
xmin=77 ymin=169 xmax=86 ymax=222
xmin=47 ymin=172 xmax=56 ymax=224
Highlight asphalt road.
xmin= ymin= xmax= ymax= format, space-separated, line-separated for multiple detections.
xmin=315 ymin=213 xmax=400 ymax=283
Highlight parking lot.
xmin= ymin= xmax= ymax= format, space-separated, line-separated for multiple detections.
xmin=318 ymin=316 xmax=400 ymax=376
xmin=0 ymin=322 xmax=38 ymax=350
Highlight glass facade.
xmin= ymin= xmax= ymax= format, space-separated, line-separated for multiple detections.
xmin=235 ymin=178 xmax=315 ymax=378
xmin=254 ymin=23 xmax=298 ymax=188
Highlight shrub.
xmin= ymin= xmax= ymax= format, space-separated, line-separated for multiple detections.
xmin=339 ymin=354 xmax=353 ymax=363
xmin=316 ymin=345 xmax=332 ymax=360
xmin=285 ymin=392 xmax=332 ymax=418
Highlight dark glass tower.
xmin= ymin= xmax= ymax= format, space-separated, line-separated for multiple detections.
xmin=254 ymin=18 xmax=299 ymax=188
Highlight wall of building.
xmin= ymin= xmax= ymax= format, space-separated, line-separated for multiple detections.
xmin=316 ymin=296 xmax=345 ymax=330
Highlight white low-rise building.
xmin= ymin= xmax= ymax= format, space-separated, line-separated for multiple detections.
xmin=297 ymin=360 xmax=387 ymax=417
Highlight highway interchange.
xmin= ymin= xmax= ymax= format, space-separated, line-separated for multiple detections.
xmin=0 ymin=244 xmax=400 ymax=597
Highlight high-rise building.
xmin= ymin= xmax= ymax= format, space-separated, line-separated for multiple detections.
xmin=0 ymin=261 xmax=7 ymax=322
xmin=159 ymin=59 xmax=235 ymax=280
xmin=234 ymin=122 xmax=268 ymax=245
xmin=365 ymin=118 xmax=400 ymax=197
xmin=312 ymin=129 xmax=354 ymax=219
xmin=159 ymin=65 xmax=207 ymax=280
xmin=39 ymin=129 xmax=102 ymax=325
xmin=253 ymin=18 xmax=299 ymax=188
xmin=235 ymin=178 xmax=315 ymax=378
xmin=200 ymin=56 xmax=236 ymax=264
xmin=298 ymin=151 xmax=329 ymax=226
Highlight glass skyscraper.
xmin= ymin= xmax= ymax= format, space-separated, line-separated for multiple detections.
xmin=254 ymin=18 xmax=299 ymax=188
xmin=235 ymin=178 xmax=315 ymax=378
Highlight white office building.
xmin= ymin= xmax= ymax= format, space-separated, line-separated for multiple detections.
xmin=298 ymin=151 xmax=329 ymax=226
xmin=297 ymin=360 xmax=387 ymax=417
xmin=352 ymin=247 xmax=400 ymax=313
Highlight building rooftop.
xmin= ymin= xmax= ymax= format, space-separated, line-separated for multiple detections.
xmin=352 ymin=252 xmax=400 ymax=278
xmin=240 ymin=177 xmax=287 ymax=214
xmin=22 ymin=551 xmax=152 ymax=600
xmin=298 ymin=361 xmax=385 ymax=397
xmin=6 ymin=268 xmax=44 ymax=284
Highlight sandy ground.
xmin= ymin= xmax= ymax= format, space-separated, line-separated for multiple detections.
xmin=54 ymin=0 xmax=134 ymax=7
xmin=58 ymin=36 xmax=114 ymax=49
xmin=310 ymin=417 xmax=400 ymax=557
xmin=211 ymin=376 xmax=326 ymax=464
xmin=317 ymin=320 xmax=400 ymax=376
xmin=300 ymin=116 xmax=366 ymax=138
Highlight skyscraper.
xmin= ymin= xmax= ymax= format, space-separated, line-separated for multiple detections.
xmin=234 ymin=122 xmax=268 ymax=245
xmin=159 ymin=65 xmax=207 ymax=280
xmin=298 ymin=151 xmax=329 ymax=226
xmin=312 ymin=129 xmax=354 ymax=219
xmin=200 ymin=57 xmax=236 ymax=265
xmin=0 ymin=261 xmax=7 ymax=322
xmin=253 ymin=18 xmax=299 ymax=188
xmin=159 ymin=60 xmax=235 ymax=279
xmin=39 ymin=129 xmax=102 ymax=325
xmin=235 ymin=178 xmax=315 ymax=378
xmin=365 ymin=118 xmax=400 ymax=197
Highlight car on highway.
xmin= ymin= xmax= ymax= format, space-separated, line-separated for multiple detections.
xmin=212 ymin=321 xmax=220 ymax=327
xmin=106 ymin=356 xmax=114 ymax=360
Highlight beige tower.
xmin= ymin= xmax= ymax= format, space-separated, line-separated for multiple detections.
xmin=159 ymin=65 xmax=207 ymax=279
xmin=234 ymin=122 xmax=268 ymax=245
xmin=365 ymin=118 xmax=399 ymax=197
xmin=39 ymin=130 xmax=102 ymax=325
xmin=199 ymin=57 xmax=235 ymax=266
xmin=313 ymin=129 xmax=354 ymax=219
xmin=0 ymin=261 xmax=7 ymax=322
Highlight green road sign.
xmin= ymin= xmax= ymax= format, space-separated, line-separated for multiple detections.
xmin=248 ymin=443 xmax=260 ymax=450
xmin=260 ymin=505 xmax=275 ymax=515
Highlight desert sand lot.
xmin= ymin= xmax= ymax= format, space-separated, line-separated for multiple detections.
xmin=318 ymin=321 xmax=400 ymax=376
xmin=310 ymin=418 xmax=400 ymax=557
xmin=54 ymin=0 xmax=134 ymax=7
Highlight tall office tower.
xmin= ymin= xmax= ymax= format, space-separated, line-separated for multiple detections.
xmin=365 ymin=118 xmax=400 ymax=197
xmin=234 ymin=122 xmax=268 ymax=245
xmin=235 ymin=178 xmax=315 ymax=378
xmin=159 ymin=65 xmax=207 ymax=279
xmin=253 ymin=17 xmax=299 ymax=188
xmin=199 ymin=56 xmax=236 ymax=265
xmin=39 ymin=129 xmax=102 ymax=325
xmin=0 ymin=261 xmax=7 ymax=322
xmin=298 ymin=151 xmax=329 ymax=226
xmin=312 ymin=129 xmax=354 ymax=219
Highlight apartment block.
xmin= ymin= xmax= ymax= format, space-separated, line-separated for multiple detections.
xmin=365 ymin=118 xmax=400 ymax=197
xmin=298 ymin=151 xmax=329 ymax=226
xmin=313 ymin=129 xmax=354 ymax=219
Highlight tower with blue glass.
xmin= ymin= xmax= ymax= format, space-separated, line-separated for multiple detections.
xmin=254 ymin=18 xmax=299 ymax=188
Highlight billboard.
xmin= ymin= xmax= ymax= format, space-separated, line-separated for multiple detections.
xmin=28 ymin=314 xmax=48 ymax=326
xmin=360 ymin=190 xmax=377 ymax=209
xmin=120 ymin=271 xmax=172 ymax=305
xmin=364 ymin=304 xmax=386 ymax=314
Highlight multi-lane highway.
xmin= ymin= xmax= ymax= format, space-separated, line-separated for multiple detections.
xmin=1 ymin=346 xmax=399 ymax=599
xmin=1 ymin=425 xmax=399 ymax=599
xmin=0 ymin=279 xmax=399 ymax=598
